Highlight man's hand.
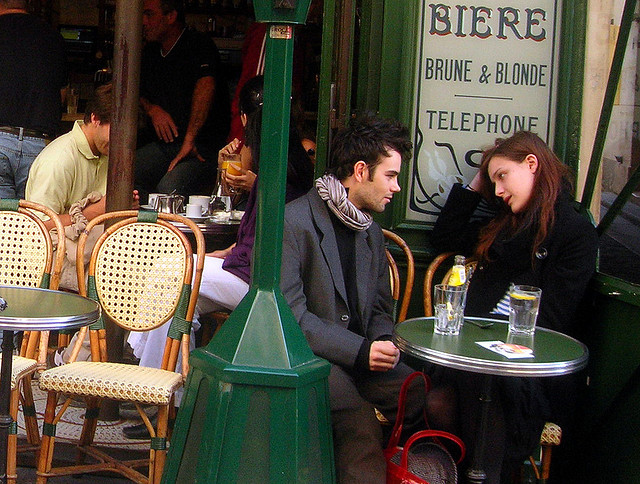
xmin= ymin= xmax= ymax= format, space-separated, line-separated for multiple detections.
xmin=132 ymin=189 xmax=140 ymax=210
xmin=147 ymin=104 xmax=179 ymax=143
xmin=369 ymin=340 xmax=400 ymax=372
xmin=167 ymin=137 xmax=204 ymax=172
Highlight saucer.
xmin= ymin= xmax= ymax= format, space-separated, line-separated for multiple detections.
xmin=209 ymin=214 xmax=240 ymax=225
xmin=184 ymin=214 xmax=207 ymax=223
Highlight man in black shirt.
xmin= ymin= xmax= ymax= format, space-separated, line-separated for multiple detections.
xmin=135 ymin=0 xmax=230 ymax=203
xmin=0 ymin=0 xmax=66 ymax=198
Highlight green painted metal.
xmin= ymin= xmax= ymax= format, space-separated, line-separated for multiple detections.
xmin=0 ymin=199 xmax=19 ymax=212
xmin=573 ymin=273 xmax=640 ymax=482
xmin=553 ymin=0 xmax=588 ymax=175
xmin=314 ymin=0 xmax=355 ymax=175
xmin=375 ymin=0 xmax=420 ymax=230
xmin=161 ymin=2 xmax=335 ymax=482
xmin=253 ymin=0 xmax=311 ymax=24
xmin=314 ymin=0 xmax=335 ymax=175
xmin=581 ymin=0 xmax=636 ymax=210
xmin=378 ymin=0 xmax=419 ymax=125
xmin=354 ymin=0 xmax=382 ymax=112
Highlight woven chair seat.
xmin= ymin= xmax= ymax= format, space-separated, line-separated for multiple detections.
xmin=39 ymin=361 xmax=183 ymax=406
xmin=540 ymin=421 xmax=562 ymax=446
xmin=0 ymin=355 xmax=38 ymax=391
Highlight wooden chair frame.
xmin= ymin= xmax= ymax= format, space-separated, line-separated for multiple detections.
xmin=382 ymin=229 xmax=415 ymax=323
xmin=35 ymin=210 xmax=205 ymax=484
xmin=0 ymin=199 xmax=65 ymax=483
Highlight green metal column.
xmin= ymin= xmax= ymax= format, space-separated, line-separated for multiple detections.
xmin=161 ymin=2 xmax=335 ymax=483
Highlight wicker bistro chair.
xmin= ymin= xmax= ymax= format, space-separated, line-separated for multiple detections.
xmin=35 ymin=210 xmax=205 ymax=484
xmin=382 ymin=229 xmax=415 ymax=324
xmin=0 ymin=199 xmax=66 ymax=483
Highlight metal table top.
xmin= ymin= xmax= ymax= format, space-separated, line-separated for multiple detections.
xmin=393 ymin=317 xmax=588 ymax=377
xmin=0 ymin=286 xmax=100 ymax=331
xmin=169 ymin=217 xmax=240 ymax=235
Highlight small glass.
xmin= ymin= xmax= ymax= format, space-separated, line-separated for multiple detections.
xmin=221 ymin=153 xmax=242 ymax=194
xmin=508 ymin=285 xmax=542 ymax=335
xmin=433 ymin=284 xmax=467 ymax=335
xmin=67 ymin=88 xmax=79 ymax=114
xmin=208 ymin=194 xmax=231 ymax=222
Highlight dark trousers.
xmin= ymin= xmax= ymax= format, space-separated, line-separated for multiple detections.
xmin=134 ymin=140 xmax=216 ymax=204
xmin=329 ymin=362 xmax=425 ymax=484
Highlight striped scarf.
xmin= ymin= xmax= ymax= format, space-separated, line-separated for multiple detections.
xmin=315 ymin=174 xmax=372 ymax=231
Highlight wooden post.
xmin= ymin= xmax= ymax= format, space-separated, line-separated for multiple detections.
xmin=100 ymin=0 xmax=143 ymax=421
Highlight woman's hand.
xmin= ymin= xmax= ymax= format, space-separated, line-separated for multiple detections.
xmin=468 ymin=170 xmax=485 ymax=193
xmin=223 ymin=168 xmax=257 ymax=192
xmin=206 ymin=243 xmax=236 ymax=259
xmin=218 ymin=138 xmax=241 ymax=166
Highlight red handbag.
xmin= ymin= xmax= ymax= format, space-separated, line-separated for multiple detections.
xmin=384 ymin=372 xmax=465 ymax=484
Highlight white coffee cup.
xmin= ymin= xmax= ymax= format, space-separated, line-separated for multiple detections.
xmin=189 ymin=195 xmax=210 ymax=214
xmin=185 ymin=203 xmax=203 ymax=218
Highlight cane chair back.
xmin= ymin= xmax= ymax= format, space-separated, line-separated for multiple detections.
xmin=0 ymin=199 xmax=65 ymax=291
xmin=0 ymin=199 xmax=65 ymax=483
xmin=36 ymin=210 xmax=205 ymax=484
xmin=382 ymin=229 xmax=415 ymax=323
xmin=91 ymin=220 xmax=190 ymax=334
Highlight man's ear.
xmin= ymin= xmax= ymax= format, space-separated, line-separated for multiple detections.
xmin=90 ymin=113 xmax=100 ymax=127
xmin=352 ymin=160 xmax=368 ymax=181
xmin=166 ymin=9 xmax=178 ymax=24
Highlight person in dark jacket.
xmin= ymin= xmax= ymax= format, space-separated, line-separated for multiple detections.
xmin=431 ymin=131 xmax=598 ymax=483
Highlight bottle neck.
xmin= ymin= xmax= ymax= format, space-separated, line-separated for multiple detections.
xmin=213 ymin=168 xmax=224 ymax=196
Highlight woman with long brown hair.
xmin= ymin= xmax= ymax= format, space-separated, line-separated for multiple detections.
xmin=430 ymin=131 xmax=598 ymax=482
xmin=432 ymin=131 xmax=597 ymax=334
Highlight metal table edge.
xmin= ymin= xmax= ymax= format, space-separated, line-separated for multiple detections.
xmin=393 ymin=317 xmax=589 ymax=378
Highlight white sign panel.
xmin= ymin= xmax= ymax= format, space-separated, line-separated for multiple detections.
xmin=407 ymin=1 xmax=560 ymax=224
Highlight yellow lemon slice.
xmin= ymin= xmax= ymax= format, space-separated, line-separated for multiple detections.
xmin=511 ymin=292 xmax=536 ymax=300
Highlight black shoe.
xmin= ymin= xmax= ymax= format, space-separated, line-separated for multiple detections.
xmin=123 ymin=414 xmax=157 ymax=440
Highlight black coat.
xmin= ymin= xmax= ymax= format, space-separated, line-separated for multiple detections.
xmin=431 ymin=183 xmax=599 ymax=336
xmin=430 ymin=183 xmax=599 ymax=471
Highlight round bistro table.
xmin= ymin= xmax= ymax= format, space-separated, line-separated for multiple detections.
xmin=170 ymin=218 xmax=240 ymax=252
xmin=0 ymin=286 xmax=100 ymax=484
xmin=393 ymin=316 xmax=588 ymax=484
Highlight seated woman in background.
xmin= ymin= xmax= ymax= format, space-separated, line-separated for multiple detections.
xmin=430 ymin=131 xmax=598 ymax=482
xmin=124 ymin=77 xmax=314 ymax=439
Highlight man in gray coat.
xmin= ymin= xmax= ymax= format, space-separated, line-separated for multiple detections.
xmin=281 ymin=116 xmax=424 ymax=483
